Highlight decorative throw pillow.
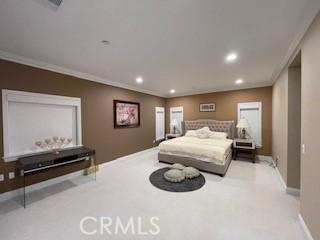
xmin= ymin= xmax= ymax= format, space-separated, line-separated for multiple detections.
xmin=210 ymin=131 xmax=228 ymax=139
xmin=183 ymin=167 xmax=200 ymax=179
xmin=169 ymin=163 xmax=186 ymax=170
xmin=185 ymin=130 xmax=198 ymax=137
xmin=196 ymin=127 xmax=211 ymax=139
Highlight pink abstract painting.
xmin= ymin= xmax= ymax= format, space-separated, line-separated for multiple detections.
xmin=114 ymin=100 xmax=140 ymax=128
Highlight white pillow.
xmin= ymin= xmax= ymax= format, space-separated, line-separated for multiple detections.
xmin=195 ymin=127 xmax=211 ymax=139
xmin=210 ymin=131 xmax=228 ymax=139
xmin=185 ymin=130 xmax=198 ymax=137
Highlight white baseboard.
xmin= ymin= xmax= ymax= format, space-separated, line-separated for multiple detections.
xmin=271 ymin=159 xmax=301 ymax=196
xmin=116 ymin=147 xmax=158 ymax=161
xmin=274 ymin=164 xmax=287 ymax=189
xmin=256 ymin=155 xmax=273 ymax=164
xmin=286 ymin=187 xmax=300 ymax=196
xmin=99 ymin=147 xmax=158 ymax=169
xmin=0 ymin=147 xmax=158 ymax=203
xmin=299 ymin=214 xmax=314 ymax=240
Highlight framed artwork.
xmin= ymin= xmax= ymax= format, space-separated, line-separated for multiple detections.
xmin=114 ymin=100 xmax=140 ymax=128
xmin=199 ymin=103 xmax=216 ymax=112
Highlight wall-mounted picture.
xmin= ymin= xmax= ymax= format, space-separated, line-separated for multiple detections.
xmin=199 ymin=103 xmax=216 ymax=112
xmin=114 ymin=100 xmax=140 ymax=128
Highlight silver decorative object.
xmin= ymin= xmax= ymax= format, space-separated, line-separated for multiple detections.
xmin=35 ymin=137 xmax=73 ymax=154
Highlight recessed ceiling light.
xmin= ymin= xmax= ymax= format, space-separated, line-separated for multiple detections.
xmin=225 ymin=52 xmax=238 ymax=63
xmin=136 ymin=77 xmax=143 ymax=84
xmin=101 ymin=40 xmax=110 ymax=45
xmin=170 ymin=89 xmax=176 ymax=94
xmin=235 ymin=79 xmax=243 ymax=84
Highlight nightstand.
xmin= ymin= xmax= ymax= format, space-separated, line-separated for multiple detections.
xmin=165 ymin=133 xmax=182 ymax=140
xmin=233 ymin=138 xmax=256 ymax=163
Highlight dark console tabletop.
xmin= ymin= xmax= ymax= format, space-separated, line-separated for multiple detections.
xmin=18 ymin=147 xmax=95 ymax=172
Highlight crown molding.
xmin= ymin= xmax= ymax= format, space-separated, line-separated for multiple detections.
xmin=0 ymin=50 xmax=165 ymax=98
xmin=0 ymin=50 xmax=277 ymax=99
xmin=165 ymin=82 xmax=272 ymax=98
xmin=0 ymin=50 xmax=273 ymax=99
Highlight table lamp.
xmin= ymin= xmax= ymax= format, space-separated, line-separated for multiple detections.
xmin=236 ymin=118 xmax=250 ymax=139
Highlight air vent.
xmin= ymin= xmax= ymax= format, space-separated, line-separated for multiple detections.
xmin=48 ymin=0 xmax=63 ymax=7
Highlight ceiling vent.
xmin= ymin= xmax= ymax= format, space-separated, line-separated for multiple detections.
xmin=48 ymin=0 xmax=63 ymax=7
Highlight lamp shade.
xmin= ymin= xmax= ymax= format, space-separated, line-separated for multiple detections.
xmin=237 ymin=118 xmax=250 ymax=129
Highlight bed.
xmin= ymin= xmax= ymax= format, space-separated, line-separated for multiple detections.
xmin=158 ymin=119 xmax=235 ymax=177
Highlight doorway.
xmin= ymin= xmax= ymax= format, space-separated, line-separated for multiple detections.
xmin=287 ymin=51 xmax=301 ymax=190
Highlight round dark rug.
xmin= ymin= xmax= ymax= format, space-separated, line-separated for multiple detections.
xmin=149 ymin=167 xmax=205 ymax=192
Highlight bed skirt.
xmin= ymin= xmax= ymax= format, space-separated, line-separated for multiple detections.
xmin=158 ymin=150 xmax=232 ymax=177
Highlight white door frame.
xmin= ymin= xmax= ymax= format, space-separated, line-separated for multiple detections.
xmin=170 ymin=106 xmax=183 ymax=133
xmin=155 ymin=107 xmax=165 ymax=141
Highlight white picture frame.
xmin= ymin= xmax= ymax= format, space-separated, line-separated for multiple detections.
xmin=199 ymin=103 xmax=216 ymax=112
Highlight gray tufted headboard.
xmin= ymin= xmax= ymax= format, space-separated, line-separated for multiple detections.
xmin=181 ymin=119 xmax=235 ymax=139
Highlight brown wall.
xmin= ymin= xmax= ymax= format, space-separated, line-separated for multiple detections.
xmin=0 ymin=59 xmax=273 ymax=195
xmin=0 ymin=59 xmax=165 ymax=193
xmin=165 ymin=87 xmax=273 ymax=156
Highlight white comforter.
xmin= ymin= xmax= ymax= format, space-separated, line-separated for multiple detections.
xmin=159 ymin=136 xmax=233 ymax=164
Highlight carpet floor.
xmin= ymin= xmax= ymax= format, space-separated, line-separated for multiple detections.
xmin=0 ymin=149 xmax=305 ymax=240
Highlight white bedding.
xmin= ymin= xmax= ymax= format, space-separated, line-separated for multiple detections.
xmin=159 ymin=136 xmax=233 ymax=165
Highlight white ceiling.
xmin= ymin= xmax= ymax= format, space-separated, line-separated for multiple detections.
xmin=0 ymin=0 xmax=319 ymax=97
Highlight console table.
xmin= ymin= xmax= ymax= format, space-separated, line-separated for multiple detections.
xmin=17 ymin=147 xmax=96 ymax=208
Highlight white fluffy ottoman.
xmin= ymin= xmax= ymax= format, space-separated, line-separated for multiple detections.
xmin=169 ymin=163 xmax=186 ymax=170
xmin=182 ymin=167 xmax=200 ymax=179
xmin=164 ymin=169 xmax=185 ymax=183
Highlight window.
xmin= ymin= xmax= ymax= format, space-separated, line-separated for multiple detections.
xmin=2 ymin=90 xmax=82 ymax=161
xmin=170 ymin=107 xmax=183 ymax=134
xmin=237 ymin=102 xmax=262 ymax=147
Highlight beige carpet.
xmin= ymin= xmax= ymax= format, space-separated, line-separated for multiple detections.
xmin=0 ymin=149 xmax=305 ymax=240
